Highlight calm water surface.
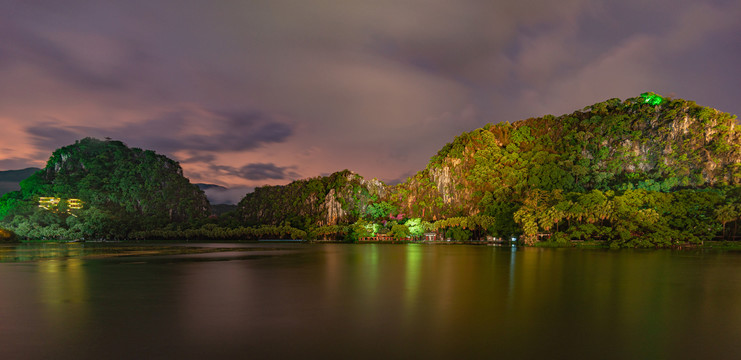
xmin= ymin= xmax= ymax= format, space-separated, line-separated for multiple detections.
xmin=2 ymin=243 xmax=741 ymax=359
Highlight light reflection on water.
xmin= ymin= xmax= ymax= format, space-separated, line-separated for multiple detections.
xmin=1 ymin=244 xmax=741 ymax=359
xmin=0 ymin=242 xmax=88 ymax=262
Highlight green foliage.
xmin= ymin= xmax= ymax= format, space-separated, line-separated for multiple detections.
xmin=389 ymin=224 xmax=411 ymax=239
xmin=444 ymin=226 xmax=472 ymax=241
xmin=366 ymin=201 xmax=397 ymax=220
xmin=479 ymin=193 xmax=521 ymax=238
xmin=513 ymin=187 xmax=730 ymax=247
xmin=405 ymin=218 xmax=429 ymax=237
xmin=431 ymin=214 xmax=495 ymax=241
xmin=348 ymin=219 xmax=376 ymax=241
xmin=309 ymin=225 xmax=348 ymax=240
xmin=510 ymin=125 xmax=535 ymax=145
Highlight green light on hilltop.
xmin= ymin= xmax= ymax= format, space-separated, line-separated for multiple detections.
xmin=640 ymin=92 xmax=663 ymax=106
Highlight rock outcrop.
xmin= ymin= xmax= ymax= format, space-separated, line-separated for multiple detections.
xmin=237 ymin=170 xmax=387 ymax=226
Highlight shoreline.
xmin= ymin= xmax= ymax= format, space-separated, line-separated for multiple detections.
xmin=6 ymin=239 xmax=741 ymax=251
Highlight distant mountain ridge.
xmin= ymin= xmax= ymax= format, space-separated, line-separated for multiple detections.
xmin=196 ymin=183 xmax=228 ymax=191
xmin=0 ymin=167 xmax=41 ymax=182
xmin=0 ymin=167 xmax=41 ymax=196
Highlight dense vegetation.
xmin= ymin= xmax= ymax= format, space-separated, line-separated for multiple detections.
xmin=0 ymin=138 xmax=210 ymax=240
xmin=2 ymin=93 xmax=740 ymax=247
xmin=513 ymin=187 xmax=740 ymax=247
xmin=236 ymin=93 xmax=741 ymax=247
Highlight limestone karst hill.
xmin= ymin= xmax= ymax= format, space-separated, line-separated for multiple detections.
xmin=0 ymin=137 xmax=209 ymax=239
xmin=393 ymin=93 xmax=739 ymax=220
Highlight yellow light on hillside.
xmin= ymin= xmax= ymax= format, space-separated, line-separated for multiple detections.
xmin=39 ymin=197 xmax=61 ymax=210
xmin=38 ymin=197 xmax=84 ymax=215
xmin=67 ymin=199 xmax=83 ymax=210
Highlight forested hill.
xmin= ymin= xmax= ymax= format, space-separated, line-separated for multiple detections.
xmin=367 ymin=92 xmax=741 ymax=246
xmin=392 ymin=93 xmax=740 ymax=220
xmin=236 ymin=170 xmax=387 ymax=228
xmin=0 ymin=138 xmax=209 ymax=239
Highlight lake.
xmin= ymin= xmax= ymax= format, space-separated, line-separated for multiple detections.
xmin=2 ymin=242 xmax=741 ymax=359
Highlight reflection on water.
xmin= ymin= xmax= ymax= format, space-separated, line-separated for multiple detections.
xmin=507 ymin=245 xmax=516 ymax=309
xmin=2 ymin=244 xmax=741 ymax=359
xmin=0 ymin=243 xmax=88 ymax=262
xmin=403 ymin=244 xmax=422 ymax=328
xmin=39 ymin=258 xmax=90 ymax=351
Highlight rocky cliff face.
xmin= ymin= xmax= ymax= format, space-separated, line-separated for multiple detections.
xmin=391 ymin=94 xmax=740 ymax=220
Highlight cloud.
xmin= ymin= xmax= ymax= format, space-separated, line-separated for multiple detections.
xmin=518 ymin=34 xmax=660 ymax=118
xmin=26 ymin=122 xmax=88 ymax=153
xmin=237 ymin=163 xmax=297 ymax=181
xmin=22 ymin=106 xmax=294 ymax=155
xmin=211 ymin=163 xmax=300 ymax=181
xmin=180 ymin=153 xmax=217 ymax=164
xmin=0 ymin=22 xmax=128 ymax=92
xmin=192 ymin=111 xmax=293 ymax=152
xmin=110 ymin=109 xmax=294 ymax=153
xmin=509 ymin=0 xmax=741 ymax=119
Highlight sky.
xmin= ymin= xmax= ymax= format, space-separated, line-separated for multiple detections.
xmin=1 ymin=0 xmax=740 ymax=203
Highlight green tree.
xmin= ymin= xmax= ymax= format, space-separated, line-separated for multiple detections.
xmin=389 ymin=224 xmax=410 ymax=240
xmin=715 ymin=204 xmax=739 ymax=240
